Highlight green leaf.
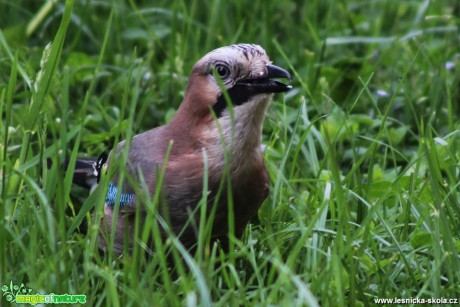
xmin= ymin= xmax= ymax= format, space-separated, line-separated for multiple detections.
xmin=410 ymin=233 xmax=432 ymax=249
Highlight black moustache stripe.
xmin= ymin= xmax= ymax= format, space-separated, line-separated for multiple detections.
xmin=212 ymin=84 xmax=259 ymax=118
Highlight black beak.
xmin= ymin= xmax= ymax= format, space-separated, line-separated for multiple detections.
xmin=212 ymin=64 xmax=292 ymax=117
xmin=267 ymin=64 xmax=292 ymax=81
xmin=236 ymin=64 xmax=292 ymax=94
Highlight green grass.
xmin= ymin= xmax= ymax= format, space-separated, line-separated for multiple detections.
xmin=1 ymin=0 xmax=459 ymax=305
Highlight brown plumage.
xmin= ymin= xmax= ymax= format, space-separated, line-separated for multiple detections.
xmin=95 ymin=44 xmax=292 ymax=255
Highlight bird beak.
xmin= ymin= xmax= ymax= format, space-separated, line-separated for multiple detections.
xmin=236 ymin=64 xmax=292 ymax=94
xmin=267 ymin=64 xmax=292 ymax=81
xmin=212 ymin=63 xmax=292 ymax=117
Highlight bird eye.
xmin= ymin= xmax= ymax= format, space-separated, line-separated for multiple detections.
xmin=215 ymin=64 xmax=230 ymax=79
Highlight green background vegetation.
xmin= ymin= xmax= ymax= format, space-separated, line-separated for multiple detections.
xmin=1 ymin=0 xmax=459 ymax=305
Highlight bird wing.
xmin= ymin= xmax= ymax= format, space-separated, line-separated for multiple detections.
xmin=65 ymin=152 xmax=108 ymax=190
xmin=104 ymin=126 xmax=171 ymax=210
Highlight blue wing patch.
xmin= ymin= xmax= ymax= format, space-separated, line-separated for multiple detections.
xmin=106 ymin=182 xmax=136 ymax=208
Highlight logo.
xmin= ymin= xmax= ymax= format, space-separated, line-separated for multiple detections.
xmin=1 ymin=281 xmax=86 ymax=305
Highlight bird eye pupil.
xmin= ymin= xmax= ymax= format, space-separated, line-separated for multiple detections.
xmin=216 ymin=65 xmax=229 ymax=78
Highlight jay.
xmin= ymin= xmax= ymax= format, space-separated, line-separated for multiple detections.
xmin=76 ymin=44 xmax=292 ymax=254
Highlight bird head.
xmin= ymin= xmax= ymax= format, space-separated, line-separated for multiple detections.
xmin=176 ymin=44 xmax=292 ymax=120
